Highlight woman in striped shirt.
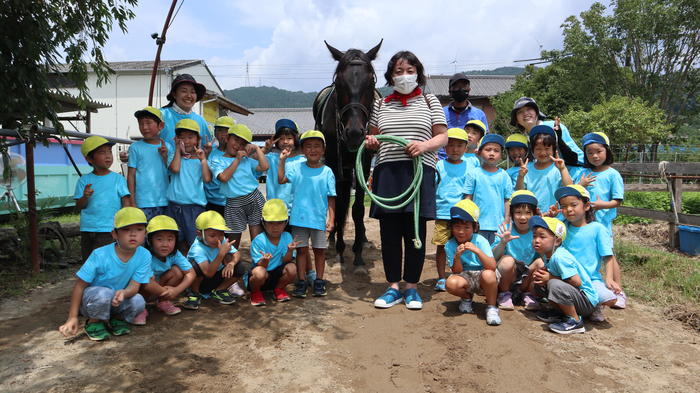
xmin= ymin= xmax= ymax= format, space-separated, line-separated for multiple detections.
xmin=365 ymin=51 xmax=448 ymax=310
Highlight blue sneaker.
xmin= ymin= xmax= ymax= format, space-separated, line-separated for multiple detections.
xmin=549 ymin=316 xmax=586 ymax=334
xmin=374 ymin=288 xmax=403 ymax=309
xmin=403 ymin=288 xmax=423 ymax=310
xmin=434 ymin=278 xmax=446 ymax=292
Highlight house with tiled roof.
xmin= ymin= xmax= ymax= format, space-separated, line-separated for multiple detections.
xmin=230 ymin=108 xmax=315 ymax=141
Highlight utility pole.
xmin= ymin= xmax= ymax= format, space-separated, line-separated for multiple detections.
xmin=246 ymin=62 xmax=250 ymax=87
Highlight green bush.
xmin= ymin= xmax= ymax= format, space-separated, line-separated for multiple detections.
xmin=616 ymin=191 xmax=700 ymax=224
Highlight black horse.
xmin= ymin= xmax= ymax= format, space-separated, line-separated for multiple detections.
xmin=313 ymin=40 xmax=382 ymax=269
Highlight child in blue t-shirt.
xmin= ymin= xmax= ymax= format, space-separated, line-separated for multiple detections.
xmin=58 ymin=207 xmax=151 ymax=341
xmin=247 ymin=199 xmax=301 ymax=306
xmin=263 ymin=119 xmax=306 ymax=210
xmin=140 ymin=215 xmax=196 ymax=320
xmin=555 ymin=185 xmax=623 ymax=323
xmin=465 ymin=133 xmax=513 ymax=244
xmin=504 ymin=133 xmax=529 ymax=188
xmin=210 ymin=124 xmax=269 ymax=247
xmin=462 ymin=119 xmax=485 ymax=172
xmin=433 ymin=128 xmax=470 ymax=292
xmin=204 ymin=116 xmax=235 ymax=217
xmin=492 ymin=190 xmax=542 ymax=311
xmin=167 ymin=119 xmax=212 ymax=251
xmin=444 ymin=199 xmax=502 ymax=326
xmin=530 ymin=216 xmax=599 ymax=334
xmin=278 ymin=130 xmax=336 ymax=298
xmin=182 ymin=211 xmax=247 ymax=310
xmin=127 ymin=107 xmax=168 ymax=221
xmin=75 ymin=136 xmax=131 ymax=262
xmin=515 ymin=125 xmax=573 ymax=213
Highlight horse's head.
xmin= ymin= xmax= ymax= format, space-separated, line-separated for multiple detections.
xmin=325 ymin=39 xmax=382 ymax=152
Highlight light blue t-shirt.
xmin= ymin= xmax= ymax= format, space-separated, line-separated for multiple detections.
xmin=465 ymin=167 xmax=514 ymax=231
xmin=205 ymin=148 xmax=226 ymax=206
xmin=265 ymin=152 xmax=306 ymax=209
xmin=76 ymin=244 xmax=152 ymax=289
xmin=506 ymin=166 xmax=520 ymax=188
xmin=287 ymin=163 xmax=336 ymax=231
xmin=74 ymin=171 xmax=130 ymax=232
xmin=167 ymin=150 xmax=207 ymax=206
xmin=445 ymin=234 xmax=494 ymax=271
xmin=462 ymin=153 xmax=481 ymax=174
xmin=563 ymin=222 xmax=613 ymax=282
xmin=245 ymin=231 xmax=294 ymax=287
xmin=150 ymin=250 xmax=192 ymax=280
xmin=186 ymin=237 xmax=237 ymax=272
xmin=544 ymin=247 xmax=599 ymax=306
xmin=435 ymin=159 xmax=469 ymax=220
xmin=523 ymin=162 xmax=562 ymax=213
xmin=540 ymin=120 xmax=584 ymax=165
xmin=211 ymin=154 xmax=261 ymax=198
xmin=491 ymin=227 xmax=536 ymax=265
xmin=582 ymin=167 xmax=624 ymax=234
xmin=127 ymin=140 xmax=168 ymax=208
xmin=160 ymin=106 xmax=212 ymax=153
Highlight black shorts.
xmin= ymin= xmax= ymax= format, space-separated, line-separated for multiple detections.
xmin=246 ymin=264 xmax=289 ymax=292
xmin=191 ymin=260 xmax=251 ymax=294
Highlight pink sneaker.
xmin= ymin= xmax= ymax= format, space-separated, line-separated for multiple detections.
xmin=228 ymin=282 xmax=245 ymax=297
xmin=157 ymin=300 xmax=181 ymax=316
xmin=590 ymin=304 xmax=606 ymax=322
xmin=132 ymin=309 xmax=148 ymax=325
xmin=522 ymin=292 xmax=540 ymax=311
xmin=612 ymin=291 xmax=627 ymax=309
xmin=273 ymin=287 xmax=291 ymax=302
xmin=497 ymin=291 xmax=514 ymax=310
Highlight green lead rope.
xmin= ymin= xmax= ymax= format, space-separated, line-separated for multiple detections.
xmin=355 ymin=135 xmax=424 ymax=249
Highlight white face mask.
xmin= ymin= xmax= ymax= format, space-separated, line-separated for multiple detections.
xmin=392 ymin=73 xmax=418 ymax=94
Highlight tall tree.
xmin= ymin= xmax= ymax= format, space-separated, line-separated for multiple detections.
xmin=0 ymin=0 xmax=137 ymax=130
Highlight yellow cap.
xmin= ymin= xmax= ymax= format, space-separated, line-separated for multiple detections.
xmin=214 ymin=116 xmax=236 ymax=129
xmin=195 ymin=210 xmax=230 ymax=232
xmin=134 ymin=106 xmax=163 ymax=122
xmin=447 ymin=128 xmax=468 ymax=142
xmin=505 ymin=133 xmax=529 ymax=148
xmin=147 ymin=215 xmax=179 ymax=234
xmin=464 ymin=119 xmax=487 ymax=135
xmin=262 ymin=199 xmax=289 ymax=222
xmin=300 ymin=130 xmax=325 ymax=144
xmin=175 ymin=118 xmax=200 ymax=134
xmin=114 ymin=207 xmax=148 ymax=229
xmin=554 ymin=184 xmax=590 ymax=201
xmin=228 ymin=124 xmax=253 ymax=143
xmin=450 ymin=199 xmax=480 ymax=222
xmin=81 ymin=136 xmax=113 ymax=157
xmin=531 ymin=216 xmax=567 ymax=241
xmin=510 ymin=190 xmax=538 ymax=207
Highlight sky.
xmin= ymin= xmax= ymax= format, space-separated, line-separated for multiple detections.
xmin=102 ymin=0 xmax=602 ymax=92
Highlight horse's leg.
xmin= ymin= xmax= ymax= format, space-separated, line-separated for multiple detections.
xmin=351 ymin=151 xmax=372 ymax=269
xmin=334 ymin=178 xmax=351 ymax=264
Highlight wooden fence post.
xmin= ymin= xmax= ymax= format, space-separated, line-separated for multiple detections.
xmin=668 ymin=178 xmax=683 ymax=249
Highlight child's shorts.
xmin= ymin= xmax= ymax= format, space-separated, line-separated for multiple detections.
xmin=431 ymin=219 xmax=450 ymax=245
xmin=497 ymin=258 xmax=530 ymax=286
xmin=246 ymin=263 xmax=293 ymax=291
xmin=478 ymin=230 xmax=497 ymax=244
xmin=592 ymin=280 xmax=617 ymax=304
xmin=80 ymin=231 xmax=114 ymax=262
xmin=292 ymin=226 xmax=327 ymax=249
xmin=539 ymin=279 xmax=595 ymax=317
xmin=141 ymin=206 xmax=167 ymax=221
xmin=457 ymin=269 xmax=501 ymax=295
xmin=225 ymin=189 xmax=265 ymax=233
xmin=191 ymin=260 xmax=251 ymax=294
xmin=167 ymin=203 xmax=205 ymax=245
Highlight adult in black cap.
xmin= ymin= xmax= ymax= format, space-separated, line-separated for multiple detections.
xmin=438 ymin=73 xmax=489 ymax=160
xmin=510 ymin=97 xmax=583 ymax=166
xmin=160 ymin=74 xmax=213 ymax=153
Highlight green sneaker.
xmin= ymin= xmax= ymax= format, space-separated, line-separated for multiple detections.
xmin=182 ymin=293 xmax=201 ymax=310
xmin=84 ymin=321 xmax=110 ymax=341
xmin=107 ymin=318 xmax=131 ymax=336
xmin=211 ymin=289 xmax=236 ymax=305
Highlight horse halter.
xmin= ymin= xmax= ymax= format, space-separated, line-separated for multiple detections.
xmin=333 ymin=59 xmax=375 ymax=146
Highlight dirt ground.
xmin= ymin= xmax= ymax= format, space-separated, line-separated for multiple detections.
xmin=1 ymin=216 xmax=699 ymax=393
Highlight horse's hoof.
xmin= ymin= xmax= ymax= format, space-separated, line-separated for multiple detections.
xmin=353 ymin=265 xmax=368 ymax=275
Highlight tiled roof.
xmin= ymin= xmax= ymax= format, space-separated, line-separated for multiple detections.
xmin=53 ymin=60 xmax=202 ymax=73
xmin=230 ymin=108 xmax=315 ymax=136
xmin=424 ymin=75 xmax=517 ymax=98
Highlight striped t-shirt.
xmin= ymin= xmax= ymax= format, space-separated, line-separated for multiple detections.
xmin=369 ymin=93 xmax=447 ymax=169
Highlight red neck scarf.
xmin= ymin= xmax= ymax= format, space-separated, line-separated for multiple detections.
xmin=384 ymin=87 xmax=422 ymax=106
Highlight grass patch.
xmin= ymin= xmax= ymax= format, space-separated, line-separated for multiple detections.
xmin=0 ymin=267 xmax=75 ymax=298
xmin=615 ymin=239 xmax=700 ymax=330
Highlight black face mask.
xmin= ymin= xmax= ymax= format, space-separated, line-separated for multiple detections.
xmin=450 ymin=89 xmax=469 ymax=102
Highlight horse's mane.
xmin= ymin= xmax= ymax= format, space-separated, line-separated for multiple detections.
xmin=332 ymin=49 xmax=376 ymax=83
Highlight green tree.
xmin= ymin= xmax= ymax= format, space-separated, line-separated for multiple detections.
xmin=0 ymin=0 xmax=137 ymax=129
